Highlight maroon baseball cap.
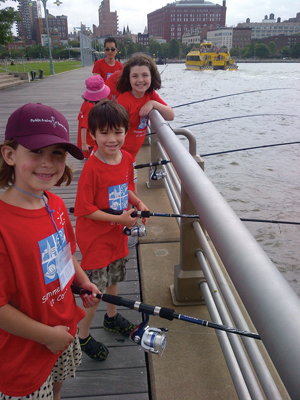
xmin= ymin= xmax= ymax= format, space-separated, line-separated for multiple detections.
xmin=5 ymin=103 xmax=84 ymax=160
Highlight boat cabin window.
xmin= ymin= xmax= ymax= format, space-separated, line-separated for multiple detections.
xmin=186 ymin=55 xmax=201 ymax=61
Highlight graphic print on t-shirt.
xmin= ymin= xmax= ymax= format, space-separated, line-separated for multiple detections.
xmin=108 ymin=183 xmax=128 ymax=210
xmin=138 ymin=117 xmax=148 ymax=130
xmin=39 ymin=228 xmax=66 ymax=285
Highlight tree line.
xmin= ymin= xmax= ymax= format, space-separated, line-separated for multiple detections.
xmin=230 ymin=40 xmax=300 ymax=59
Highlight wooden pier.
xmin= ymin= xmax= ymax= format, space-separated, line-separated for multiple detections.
xmin=0 ymin=66 xmax=289 ymax=400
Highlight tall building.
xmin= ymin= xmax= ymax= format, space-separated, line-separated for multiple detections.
xmin=36 ymin=13 xmax=68 ymax=46
xmin=98 ymin=0 xmax=119 ymax=37
xmin=237 ymin=13 xmax=300 ymax=40
xmin=16 ymin=0 xmax=38 ymax=41
xmin=147 ymin=0 xmax=227 ymax=42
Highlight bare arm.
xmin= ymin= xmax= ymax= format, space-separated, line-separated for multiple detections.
xmin=0 ymin=303 xmax=73 ymax=354
xmin=81 ymin=127 xmax=89 ymax=152
xmin=139 ymin=101 xmax=175 ymax=121
xmin=128 ymin=191 xmax=149 ymax=225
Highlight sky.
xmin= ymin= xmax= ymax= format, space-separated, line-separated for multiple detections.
xmin=3 ymin=0 xmax=299 ymax=35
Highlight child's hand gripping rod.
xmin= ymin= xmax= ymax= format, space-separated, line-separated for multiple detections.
xmin=71 ymin=284 xmax=261 ymax=341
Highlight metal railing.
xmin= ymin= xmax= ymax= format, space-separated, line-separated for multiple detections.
xmin=147 ymin=109 xmax=300 ymax=400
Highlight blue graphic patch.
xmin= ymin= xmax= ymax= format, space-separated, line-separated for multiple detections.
xmin=108 ymin=183 xmax=128 ymax=210
xmin=138 ymin=116 xmax=148 ymax=130
xmin=39 ymin=228 xmax=66 ymax=285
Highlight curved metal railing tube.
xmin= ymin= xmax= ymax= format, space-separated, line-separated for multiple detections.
xmin=148 ymin=109 xmax=300 ymax=400
xmin=193 ymin=221 xmax=283 ymax=400
xmin=200 ymin=282 xmax=252 ymax=400
xmin=196 ymin=249 xmax=276 ymax=400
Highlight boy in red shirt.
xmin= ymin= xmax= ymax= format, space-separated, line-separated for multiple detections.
xmin=74 ymin=100 xmax=149 ymax=361
xmin=92 ymin=37 xmax=123 ymax=81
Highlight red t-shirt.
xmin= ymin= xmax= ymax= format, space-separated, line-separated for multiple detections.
xmin=74 ymin=151 xmax=134 ymax=270
xmin=0 ymin=192 xmax=85 ymax=396
xmin=105 ymin=70 xmax=122 ymax=101
xmin=92 ymin=58 xmax=123 ymax=81
xmin=117 ymin=91 xmax=167 ymax=161
xmin=77 ymin=100 xmax=96 ymax=158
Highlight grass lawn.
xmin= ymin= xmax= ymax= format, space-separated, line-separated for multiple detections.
xmin=3 ymin=61 xmax=82 ymax=77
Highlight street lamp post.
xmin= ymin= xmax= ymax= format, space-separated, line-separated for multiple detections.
xmin=42 ymin=0 xmax=55 ymax=75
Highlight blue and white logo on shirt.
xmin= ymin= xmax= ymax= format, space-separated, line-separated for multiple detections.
xmin=108 ymin=183 xmax=128 ymax=210
xmin=138 ymin=117 xmax=148 ymax=130
xmin=39 ymin=228 xmax=66 ymax=285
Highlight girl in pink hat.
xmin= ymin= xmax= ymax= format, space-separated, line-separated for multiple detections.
xmin=77 ymin=75 xmax=110 ymax=158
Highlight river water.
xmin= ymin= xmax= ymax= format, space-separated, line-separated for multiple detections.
xmin=156 ymin=62 xmax=300 ymax=296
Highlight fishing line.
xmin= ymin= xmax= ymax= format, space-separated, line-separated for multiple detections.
xmin=180 ymin=114 xmax=298 ymax=129
xmin=200 ymin=141 xmax=300 ymax=157
xmin=172 ymin=88 xmax=290 ymax=109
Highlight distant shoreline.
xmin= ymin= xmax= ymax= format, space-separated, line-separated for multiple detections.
xmin=165 ymin=59 xmax=300 ymax=64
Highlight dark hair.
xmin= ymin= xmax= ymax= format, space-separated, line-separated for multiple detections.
xmin=0 ymin=139 xmax=73 ymax=189
xmin=88 ymin=100 xmax=129 ymax=137
xmin=117 ymin=53 xmax=161 ymax=94
xmin=104 ymin=37 xmax=117 ymax=47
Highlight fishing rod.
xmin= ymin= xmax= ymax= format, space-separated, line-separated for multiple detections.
xmin=71 ymin=284 xmax=261 ymax=356
xmin=200 ymin=141 xmax=300 ymax=157
xmin=102 ymin=208 xmax=199 ymax=219
xmin=101 ymin=209 xmax=300 ymax=226
xmin=181 ymin=113 xmax=298 ymax=129
xmin=135 ymin=159 xmax=171 ymax=169
xmin=172 ymin=88 xmax=290 ymax=109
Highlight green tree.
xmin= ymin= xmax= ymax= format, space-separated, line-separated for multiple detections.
xmin=169 ymin=39 xmax=180 ymax=58
xmin=254 ymin=43 xmax=271 ymax=58
xmin=0 ymin=0 xmax=21 ymax=45
xmin=291 ymin=43 xmax=300 ymax=58
xmin=281 ymin=46 xmax=291 ymax=58
xmin=268 ymin=41 xmax=277 ymax=57
xmin=230 ymin=47 xmax=241 ymax=57
xmin=127 ymin=42 xmax=135 ymax=57
xmin=116 ymin=40 xmax=125 ymax=58
xmin=149 ymin=38 xmax=162 ymax=57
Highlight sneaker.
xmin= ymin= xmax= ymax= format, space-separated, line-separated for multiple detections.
xmin=79 ymin=334 xmax=109 ymax=361
xmin=103 ymin=313 xmax=136 ymax=338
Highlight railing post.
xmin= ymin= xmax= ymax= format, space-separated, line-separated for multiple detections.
xmin=171 ymin=154 xmax=206 ymax=305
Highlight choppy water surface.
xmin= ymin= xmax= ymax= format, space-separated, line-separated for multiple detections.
xmin=157 ymin=62 xmax=300 ymax=296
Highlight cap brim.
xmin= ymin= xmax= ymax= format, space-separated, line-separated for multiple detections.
xmin=16 ymin=134 xmax=84 ymax=160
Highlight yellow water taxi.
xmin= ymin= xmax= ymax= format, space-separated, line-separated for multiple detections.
xmin=186 ymin=42 xmax=238 ymax=71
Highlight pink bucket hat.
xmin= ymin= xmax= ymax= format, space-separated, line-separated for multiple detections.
xmin=83 ymin=75 xmax=110 ymax=102
xmin=5 ymin=103 xmax=84 ymax=160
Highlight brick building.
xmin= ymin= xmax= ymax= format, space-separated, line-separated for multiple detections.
xmin=232 ymin=27 xmax=252 ymax=49
xmin=16 ymin=0 xmax=38 ymax=41
xmin=147 ymin=0 xmax=227 ymax=42
xmin=98 ymin=0 xmax=119 ymax=37
xmin=36 ymin=13 xmax=68 ymax=46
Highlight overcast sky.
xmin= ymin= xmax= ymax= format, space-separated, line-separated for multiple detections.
xmin=3 ymin=0 xmax=299 ymax=35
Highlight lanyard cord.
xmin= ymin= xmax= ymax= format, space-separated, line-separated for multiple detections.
xmin=12 ymin=184 xmax=61 ymax=237
xmin=97 ymin=149 xmax=123 ymax=164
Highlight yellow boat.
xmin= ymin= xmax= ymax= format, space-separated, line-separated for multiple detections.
xmin=186 ymin=42 xmax=238 ymax=71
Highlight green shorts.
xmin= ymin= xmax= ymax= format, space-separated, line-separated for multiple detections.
xmin=84 ymin=257 xmax=128 ymax=293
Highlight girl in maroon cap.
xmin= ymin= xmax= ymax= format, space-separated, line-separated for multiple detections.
xmin=0 ymin=103 xmax=101 ymax=400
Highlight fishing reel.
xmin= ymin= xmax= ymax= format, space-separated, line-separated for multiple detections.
xmin=130 ymin=314 xmax=168 ymax=356
xmin=150 ymin=166 xmax=167 ymax=181
xmin=123 ymin=225 xmax=147 ymax=237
